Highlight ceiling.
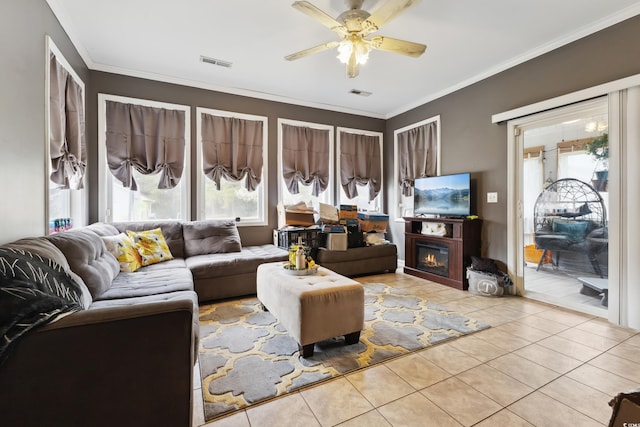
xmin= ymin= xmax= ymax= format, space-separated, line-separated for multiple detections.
xmin=47 ymin=0 xmax=640 ymax=119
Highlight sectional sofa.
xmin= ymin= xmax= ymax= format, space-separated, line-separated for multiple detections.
xmin=0 ymin=219 xmax=287 ymax=427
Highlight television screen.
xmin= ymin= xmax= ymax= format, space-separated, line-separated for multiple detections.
xmin=413 ymin=173 xmax=471 ymax=217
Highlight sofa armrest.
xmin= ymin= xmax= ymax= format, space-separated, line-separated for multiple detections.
xmin=0 ymin=300 xmax=195 ymax=427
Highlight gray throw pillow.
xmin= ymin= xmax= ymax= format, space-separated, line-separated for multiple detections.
xmin=183 ymin=220 xmax=242 ymax=257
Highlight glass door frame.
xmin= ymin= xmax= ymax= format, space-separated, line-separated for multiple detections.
xmin=506 ymin=97 xmax=616 ymax=318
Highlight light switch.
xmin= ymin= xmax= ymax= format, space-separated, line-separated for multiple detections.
xmin=487 ymin=192 xmax=498 ymax=203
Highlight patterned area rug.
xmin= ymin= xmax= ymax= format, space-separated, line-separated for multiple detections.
xmin=198 ymin=283 xmax=490 ymax=421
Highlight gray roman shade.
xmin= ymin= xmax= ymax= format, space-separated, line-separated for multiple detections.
xmin=340 ymin=131 xmax=381 ymax=201
xmin=105 ymin=101 xmax=185 ymax=190
xmin=200 ymin=113 xmax=263 ymax=191
xmin=49 ymin=53 xmax=86 ymax=190
xmin=398 ymin=121 xmax=438 ymax=196
xmin=282 ymin=123 xmax=330 ymax=196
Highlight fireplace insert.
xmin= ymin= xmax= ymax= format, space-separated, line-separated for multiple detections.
xmin=416 ymin=241 xmax=449 ymax=278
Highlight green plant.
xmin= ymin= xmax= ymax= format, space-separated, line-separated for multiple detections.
xmin=585 ymin=133 xmax=609 ymax=161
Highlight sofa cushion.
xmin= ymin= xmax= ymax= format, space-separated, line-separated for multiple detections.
xmin=113 ymin=221 xmax=184 ymax=259
xmin=183 ymin=220 xmax=242 ymax=257
xmin=126 ymin=228 xmax=174 ymax=267
xmin=95 ymin=267 xmax=194 ymax=301
xmin=186 ymin=244 xmax=288 ymax=280
xmin=102 ymin=233 xmax=143 ymax=273
xmin=46 ymin=229 xmax=120 ymax=299
xmin=84 ymin=222 xmax=120 ymax=237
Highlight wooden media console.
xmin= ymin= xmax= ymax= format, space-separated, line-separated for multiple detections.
xmin=403 ymin=217 xmax=482 ymax=290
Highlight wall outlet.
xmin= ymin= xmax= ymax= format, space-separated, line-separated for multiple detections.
xmin=487 ymin=192 xmax=498 ymax=203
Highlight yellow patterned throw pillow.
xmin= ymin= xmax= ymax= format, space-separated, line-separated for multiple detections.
xmin=127 ymin=228 xmax=174 ymax=267
xmin=102 ymin=233 xmax=143 ymax=273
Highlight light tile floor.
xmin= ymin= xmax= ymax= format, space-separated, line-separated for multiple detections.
xmin=193 ymin=271 xmax=639 ymax=427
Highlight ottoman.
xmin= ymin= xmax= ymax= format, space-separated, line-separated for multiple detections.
xmin=256 ymin=262 xmax=364 ymax=357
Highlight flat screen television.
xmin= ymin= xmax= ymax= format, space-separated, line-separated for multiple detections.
xmin=413 ymin=173 xmax=471 ymax=217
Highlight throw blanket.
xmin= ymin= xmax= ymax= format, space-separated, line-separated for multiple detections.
xmin=0 ymin=247 xmax=86 ymax=365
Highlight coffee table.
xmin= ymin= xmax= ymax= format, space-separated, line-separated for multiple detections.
xmin=256 ymin=261 xmax=364 ymax=357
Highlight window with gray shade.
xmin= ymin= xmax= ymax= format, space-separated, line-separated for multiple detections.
xmin=49 ymin=53 xmax=86 ymax=190
xmin=397 ymin=121 xmax=438 ymax=196
xmin=104 ymin=101 xmax=186 ymax=191
xmin=281 ymin=123 xmax=330 ymax=197
xmin=200 ymin=113 xmax=264 ymax=191
xmin=339 ymin=131 xmax=381 ymax=201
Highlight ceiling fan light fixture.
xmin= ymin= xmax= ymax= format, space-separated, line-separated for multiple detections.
xmin=337 ymin=37 xmax=370 ymax=65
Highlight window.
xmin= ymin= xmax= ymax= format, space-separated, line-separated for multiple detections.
xmin=46 ymin=37 xmax=87 ymax=232
xmin=196 ymin=108 xmax=268 ymax=225
xmin=336 ymin=127 xmax=383 ymax=211
xmin=98 ymin=94 xmax=190 ymax=222
xmin=393 ymin=116 xmax=441 ymax=219
xmin=277 ymin=119 xmax=334 ymax=208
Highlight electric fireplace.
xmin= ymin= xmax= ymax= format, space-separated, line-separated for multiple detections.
xmin=416 ymin=241 xmax=449 ymax=278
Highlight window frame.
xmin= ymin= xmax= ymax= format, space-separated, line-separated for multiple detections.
xmin=393 ymin=115 xmax=441 ymax=220
xmin=45 ymin=36 xmax=87 ymax=233
xmin=336 ymin=126 xmax=383 ymax=211
xmin=277 ymin=118 xmax=335 ymax=207
xmin=195 ymin=107 xmax=268 ymax=226
xmin=97 ymin=93 xmax=191 ymax=222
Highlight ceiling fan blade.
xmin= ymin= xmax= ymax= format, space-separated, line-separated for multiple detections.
xmin=369 ymin=36 xmax=426 ymax=57
xmin=292 ymin=1 xmax=348 ymax=36
xmin=285 ymin=41 xmax=340 ymax=61
xmin=362 ymin=0 xmax=421 ymax=35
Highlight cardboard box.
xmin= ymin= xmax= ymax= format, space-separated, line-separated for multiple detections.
xmin=325 ymin=233 xmax=348 ymax=251
xmin=358 ymin=212 xmax=389 ymax=232
xmin=338 ymin=204 xmax=358 ymax=219
xmin=277 ymin=203 xmax=315 ymax=228
xmin=318 ymin=203 xmax=339 ymax=224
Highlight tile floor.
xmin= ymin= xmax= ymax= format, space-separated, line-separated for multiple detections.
xmin=193 ymin=271 xmax=639 ymax=427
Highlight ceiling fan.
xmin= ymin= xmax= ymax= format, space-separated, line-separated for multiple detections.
xmin=285 ymin=0 xmax=426 ymax=78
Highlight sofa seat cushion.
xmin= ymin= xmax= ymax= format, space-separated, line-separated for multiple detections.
xmin=316 ymin=244 xmax=397 ymax=263
xmin=89 ymin=289 xmax=198 ymax=310
xmin=94 ymin=267 xmax=193 ymax=301
xmin=186 ymin=244 xmax=287 ymax=280
xmin=135 ymin=258 xmax=187 ymax=271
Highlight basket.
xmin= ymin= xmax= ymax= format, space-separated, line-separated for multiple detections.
xmin=467 ymin=268 xmax=508 ymax=297
xmin=524 ymin=244 xmax=552 ymax=264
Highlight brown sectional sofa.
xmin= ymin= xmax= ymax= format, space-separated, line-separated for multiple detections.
xmin=0 ymin=219 xmax=287 ymax=427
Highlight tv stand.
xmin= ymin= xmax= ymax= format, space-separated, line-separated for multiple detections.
xmin=403 ymin=217 xmax=482 ymax=290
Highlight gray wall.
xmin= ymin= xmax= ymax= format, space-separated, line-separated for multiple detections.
xmin=87 ymin=73 xmax=385 ymax=245
xmin=385 ymin=14 xmax=640 ymax=263
xmin=0 ymin=1 xmax=88 ymax=244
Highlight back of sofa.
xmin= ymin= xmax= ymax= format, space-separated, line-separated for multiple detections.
xmin=113 ymin=221 xmax=185 ymax=259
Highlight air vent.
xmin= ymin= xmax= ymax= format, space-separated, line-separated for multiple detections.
xmin=350 ymin=89 xmax=372 ymax=97
xmin=200 ymin=56 xmax=233 ymax=68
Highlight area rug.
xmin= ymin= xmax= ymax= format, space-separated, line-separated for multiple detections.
xmin=198 ymin=283 xmax=490 ymax=421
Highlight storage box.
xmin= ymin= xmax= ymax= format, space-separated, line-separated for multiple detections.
xmin=324 ymin=233 xmax=348 ymax=251
xmin=339 ymin=204 xmax=358 ymax=220
xmin=277 ymin=203 xmax=315 ymax=228
xmin=358 ymin=212 xmax=389 ymax=232
xmin=275 ymin=227 xmax=321 ymax=249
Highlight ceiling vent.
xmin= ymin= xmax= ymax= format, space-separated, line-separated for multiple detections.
xmin=200 ymin=56 xmax=233 ymax=68
xmin=350 ymin=89 xmax=372 ymax=97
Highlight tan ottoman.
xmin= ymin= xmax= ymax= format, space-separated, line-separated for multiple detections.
xmin=256 ymin=261 xmax=364 ymax=357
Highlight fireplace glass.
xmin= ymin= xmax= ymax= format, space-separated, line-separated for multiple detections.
xmin=416 ymin=242 xmax=449 ymax=278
